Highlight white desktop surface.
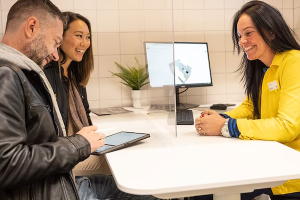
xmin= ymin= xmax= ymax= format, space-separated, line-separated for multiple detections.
xmin=91 ymin=105 xmax=300 ymax=200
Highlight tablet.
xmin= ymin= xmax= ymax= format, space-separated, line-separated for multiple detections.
xmin=92 ymin=131 xmax=150 ymax=155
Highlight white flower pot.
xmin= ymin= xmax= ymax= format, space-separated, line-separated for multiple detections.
xmin=131 ymin=90 xmax=143 ymax=108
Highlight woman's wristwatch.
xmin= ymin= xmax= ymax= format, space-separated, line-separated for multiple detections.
xmin=221 ymin=118 xmax=231 ymax=138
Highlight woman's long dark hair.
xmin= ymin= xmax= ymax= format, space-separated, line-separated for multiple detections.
xmin=232 ymin=1 xmax=300 ymax=118
xmin=59 ymin=12 xmax=94 ymax=87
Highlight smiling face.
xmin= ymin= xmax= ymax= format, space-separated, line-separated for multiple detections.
xmin=60 ymin=19 xmax=91 ymax=63
xmin=237 ymin=14 xmax=274 ymax=66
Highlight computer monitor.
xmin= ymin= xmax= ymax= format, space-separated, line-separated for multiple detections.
xmin=144 ymin=42 xmax=213 ymax=109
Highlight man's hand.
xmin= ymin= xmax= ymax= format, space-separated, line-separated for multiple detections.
xmin=195 ymin=110 xmax=225 ymax=136
xmin=77 ymin=126 xmax=106 ymax=152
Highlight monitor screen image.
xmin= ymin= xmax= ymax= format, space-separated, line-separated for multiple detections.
xmin=144 ymin=42 xmax=213 ymax=88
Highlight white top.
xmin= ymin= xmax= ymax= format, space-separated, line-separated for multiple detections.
xmin=91 ymin=106 xmax=300 ymax=199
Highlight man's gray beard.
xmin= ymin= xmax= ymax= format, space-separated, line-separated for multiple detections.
xmin=23 ymin=34 xmax=49 ymax=68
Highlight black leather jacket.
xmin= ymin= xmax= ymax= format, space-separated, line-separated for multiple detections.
xmin=0 ymin=64 xmax=91 ymax=199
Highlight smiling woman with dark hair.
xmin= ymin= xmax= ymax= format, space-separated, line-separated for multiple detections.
xmin=193 ymin=1 xmax=300 ymax=200
xmin=44 ymin=12 xmax=112 ymax=177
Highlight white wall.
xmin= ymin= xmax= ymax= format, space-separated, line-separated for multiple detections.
xmin=0 ymin=0 xmax=296 ymax=108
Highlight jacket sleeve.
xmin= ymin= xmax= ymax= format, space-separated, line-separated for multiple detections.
xmin=82 ymin=86 xmax=93 ymax=125
xmin=224 ymin=97 xmax=255 ymax=120
xmin=235 ymin=58 xmax=300 ymax=142
xmin=0 ymin=67 xmax=91 ymax=189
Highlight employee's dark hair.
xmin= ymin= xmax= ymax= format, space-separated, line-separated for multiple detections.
xmin=59 ymin=12 xmax=94 ymax=87
xmin=6 ymin=0 xmax=63 ymax=32
xmin=232 ymin=0 xmax=300 ymax=118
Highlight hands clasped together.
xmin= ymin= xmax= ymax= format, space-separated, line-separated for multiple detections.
xmin=194 ymin=110 xmax=226 ymax=136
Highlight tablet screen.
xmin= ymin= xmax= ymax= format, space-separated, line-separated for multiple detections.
xmin=93 ymin=131 xmax=149 ymax=154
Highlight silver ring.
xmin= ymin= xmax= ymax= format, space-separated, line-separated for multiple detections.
xmin=96 ymin=132 xmax=104 ymax=140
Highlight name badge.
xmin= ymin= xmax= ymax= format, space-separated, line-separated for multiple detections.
xmin=268 ymin=80 xmax=278 ymax=91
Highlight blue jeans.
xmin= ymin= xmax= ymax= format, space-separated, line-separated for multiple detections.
xmin=76 ymin=175 xmax=161 ymax=200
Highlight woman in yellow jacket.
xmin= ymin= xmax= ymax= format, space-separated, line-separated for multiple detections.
xmin=195 ymin=1 xmax=300 ymax=200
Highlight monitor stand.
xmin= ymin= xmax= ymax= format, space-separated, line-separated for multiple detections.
xmin=176 ymin=88 xmax=199 ymax=110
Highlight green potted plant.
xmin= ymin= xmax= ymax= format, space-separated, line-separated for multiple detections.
xmin=109 ymin=57 xmax=149 ymax=108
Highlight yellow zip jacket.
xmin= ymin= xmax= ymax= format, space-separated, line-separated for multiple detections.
xmin=225 ymin=50 xmax=300 ymax=195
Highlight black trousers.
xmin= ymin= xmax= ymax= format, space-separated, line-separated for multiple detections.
xmin=191 ymin=188 xmax=300 ymax=200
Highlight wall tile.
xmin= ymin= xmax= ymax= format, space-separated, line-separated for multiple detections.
xmin=225 ymin=0 xmax=244 ymax=9
xmin=295 ymin=29 xmax=300 ymax=44
xmin=1 ymin=11 xmax=8 ymax=34
xmin=283 ymin=0 xmax=293 ymax=8
xmin=186 ymin=95 xmax=207 ymax=105
xmin=204 ymin=0 xmax=224 ymax=9
xmin=205 ymin=10 xmax=225 ymax=30
xmin=225 ymin=31 xmax=235 ymax=52
xmin=120 ymin=55 xmax=146 ymax=67
xmin=226 ymin=52 xmax=242 ymax=72
xmin=74 ymin=0 xmax=96 ymax=10
xmin=50 ymin=0 xmax=74 ymax=10
xmin=92 ymin=32 xmax=98 ymax=55
xmin=148 ymin=88 xmax=165 ymax=98
xmin=184 ymin=10 xmax=205 ymax=31
xmin=209 ymin=52 xmax=226 ymax=73
xmin=205 ymin=31 xmax=226 ymax=52
xmin=120 ymin=32 xmax=142 ymax=54
xmin=148 ymin=97 xmax=168 ymax=104
xmin=283 ymin=9 xmax=294 ymax=29
xmin=90 ymin=56 xmax=99 ymax=78
xmin=99 ymin=78 xmax=122 ymax=100
xmin=295 ymin=0 xmax=300 ymax=8
xmin=161 ymin=32 xmax=173 ymax=42
xmin=184 ymin=0 xmax=204 ymax=9
xmin=163 ymin=0 xmax=184 ymax=9
xmin=162 ymin=10 xmax=184 ymax=31
xmin=97 ymin=10 xmax=119 ymax=32
xmin=88 ymin=100 xmax=100 ymax=108
xmin=119 ymin=0 xmax=142 ymax=10
xmin=86 ymin=78 xmax=100 ymax=100
xmin=98 ymin=33 xmax=120 ymax=55
xmin=173 ymin=31 xmax=185 ymax=41
xmin=99 ymin=55 xmax=121 ymax=78
xmin=144 ymin=32 xmax=163 ymax=42
xmin=225 ymin=9 xmax=235 ymax=31
xmin=207 ymin=73 xmax=226 ymax=95
xmin=294 ymin=8 xmax=300 ymax=29
xmin=226 ymin=72 xmax=244 ymax=94
xmin=100 ymin=100 xmax=122 ymax=108
xmin=97 ymin=0 xmax=118 ymax=9
xmin=74 ymin=10 xmax=97 ymax=33
xmin=144 ymin=10 xmax=162 ymax=31
xmin=227 ymin=93 xmax=246 ymax=102
xmin=143 ymin=0 xmax=163 ymax=9
xmin=207 ymin=94 xmax=227 ymax=103
xmin=184 ymin=32 xmax=205 ymax=42
xmin=119 ymin=10 xmax=142 ymax=32
xmin=121 ymin=85 xmax=132 ymax=99
xmin=1 ymin=0 xmax=17 ymax=10
xmin=264 ymin=0 xmax=282 ymax=9
xmin=186 ymin=87 xmax=207 ymax=96
xmin=122 ymin=98 xmax=133 ymax=107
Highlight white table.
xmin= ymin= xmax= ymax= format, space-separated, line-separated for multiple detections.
xmin=91 ymin=106 xmax=300 ymax=200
